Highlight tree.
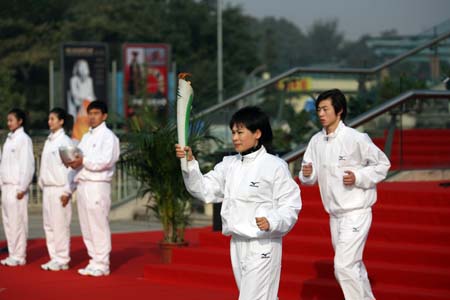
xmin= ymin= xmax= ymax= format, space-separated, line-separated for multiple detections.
xmin=0 ymin=0 xmax=73 ymax=128
xmin=0 ymin=67 xmax=26 ymax=127
xmin=340 ymin=35 xmax=378 ymax=68
xmin=303 ymin=19 xmax=344 ymax=65
xmin=248 ymin=17 xmax=306 ymax=74
xmin=0 ymin=0 xmax=261 ymax=123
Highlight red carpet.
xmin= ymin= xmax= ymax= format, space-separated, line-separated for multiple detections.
xmin=1 ymin=181 xmax=450 ymax=299
xmin=372 ymin=129 xmax=450 ymax=170
xmin=0 ymin=228 xmax=237 ymax=300
xmin=144 ymin=181 xmax=450 ymax=300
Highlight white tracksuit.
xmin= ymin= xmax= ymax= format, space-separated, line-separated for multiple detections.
xmin=299 ymin=121 xmax=390 ymax=300
xmin=182 ymin=146 xmax=301 ymax=300
xmin=38 ymin=128 xmax=73 ymax=265
xmin=0 ymin=127 xmax=35 ymax=263
xmin=67 ymin=122 xmax=119 ymax=272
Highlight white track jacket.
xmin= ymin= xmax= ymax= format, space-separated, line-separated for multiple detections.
xmin=183 ymin=146 xmax=301 ymax=239
xmin=299 ymin=121 xmax=391 ymax=216
xmin=74 ymin=122 xmax=120 ymax=184
xmin=64 ymin=122 xmax=120 ymax=195
xmin=38 ymin=129 xmax=73 ymax=188
xmin=0 ymin=127 xmax=35 ymax=192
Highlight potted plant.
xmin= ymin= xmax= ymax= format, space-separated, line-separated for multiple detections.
xmin=120 ymin=108 xmax=212 ymax=262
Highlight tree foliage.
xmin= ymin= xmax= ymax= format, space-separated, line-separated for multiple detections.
xmin=0 ymin=0 xmax=260 ymax=127
xmin=1 ymin=0 xmax=402 ymax=131
xmin=0 ymin=67 xmax=26 ymax=125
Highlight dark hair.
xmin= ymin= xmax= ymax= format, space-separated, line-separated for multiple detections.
xmin=87 ymin=100 xmax=108 ymax=114
xmin=229 ymin=106 xmax=273 ymax=152
xmin=316 ymin=89 xmax=347 ymax=121
xmin=49 ymin=107 xmax=73 ymax=131
xmin=50 ymin=107 xmax=67 ymax=122
xmin=8 ymin=108 xmax=28 ymax=132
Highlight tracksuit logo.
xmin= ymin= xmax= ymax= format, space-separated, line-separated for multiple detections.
xmin=249 ymin=181 xmax=260 ymax=188
xmin=261 ymin=252 xmax=271 ymax=259
xmin=338 ymin=156 xmax=346 ymax=161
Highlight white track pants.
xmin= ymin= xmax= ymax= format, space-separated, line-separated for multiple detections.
xmin=330 ymin=211 xmax=375 ymax=300
xmin=42 ymin=186 xmax=72 ymax=264
xmin=76 ymin=181 xmax=111 ymax=271
xmin=230 ymin=236 xmax=282 ymax=300
xmin=1 ymin=184 xmax=28 ymax=262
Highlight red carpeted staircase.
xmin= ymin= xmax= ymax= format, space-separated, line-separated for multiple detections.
xmin=372 ymin=129 xmax=450 ymax=170
xmin=143 ymin=181 xmax=450 ymax=300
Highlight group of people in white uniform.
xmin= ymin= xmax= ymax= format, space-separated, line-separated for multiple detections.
xmin=175 ymin=89 xmax=390 ymax=300
xmin=0 ymin=100 xmax=119 ymax=277
xmin=0 ymin=88 xmax=390 ymax=299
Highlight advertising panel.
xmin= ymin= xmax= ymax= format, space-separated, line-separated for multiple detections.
xmin=123 ymin=43 xmax=170 ymax=117
xmin=62 ymin=43 xmax=108 ymax=140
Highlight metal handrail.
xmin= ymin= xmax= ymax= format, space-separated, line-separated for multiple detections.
xmin=193 ymin=30 xmax=450 ymax=120
xmin=281 ymin=90 xmax=450 ymax=163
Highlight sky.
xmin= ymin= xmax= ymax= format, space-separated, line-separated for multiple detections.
xmin=224 ymin=0 xmax=450 ymax=40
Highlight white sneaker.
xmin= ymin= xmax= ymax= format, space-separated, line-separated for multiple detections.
xmin=1 ymin=257 xmax=25 ymax=267
xmin=78 ymin=264 xmax=109 ymax=277
xmin=85 ymin=268 xmax=110 ymax=277
xmin=41 ymin=260 xmax=54 ymax=270
xmin=47 ymin=261 xmax=69 ymax=271
xmin=78 ymin=264 xmax=94 ymax=276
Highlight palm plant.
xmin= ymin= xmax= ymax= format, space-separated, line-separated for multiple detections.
xmin=121 ymin=108 xmax=212 ymax=244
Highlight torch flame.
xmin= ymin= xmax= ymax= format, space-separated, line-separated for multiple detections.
xmin=178 ymin=73 xmax=192 ymax=80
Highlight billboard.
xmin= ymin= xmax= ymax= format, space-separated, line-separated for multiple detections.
xmin=123 ymin=43 xmax=170 ymax=117
xmin=61 ymin=43 xmax=108 ymax=140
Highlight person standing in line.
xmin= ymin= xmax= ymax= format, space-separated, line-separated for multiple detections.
xmin=66 ymin=100 xmax=120 ymax=277
xmin=0 ymin=108 xmax=35 ymax=267
xmin=299 ymin=89 xmax=391 ymax=300
xmin=175 ymin=106 xmax=301 ymax=300
xmin=39 ymin=108 xmax=74 ymax=271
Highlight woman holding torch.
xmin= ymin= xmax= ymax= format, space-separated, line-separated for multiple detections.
xmin=175 ymin=81 xmax=301 ymax=300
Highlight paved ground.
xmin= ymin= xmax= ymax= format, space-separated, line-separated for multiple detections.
xmin=0 ymin=204 xmax=212 ymax=241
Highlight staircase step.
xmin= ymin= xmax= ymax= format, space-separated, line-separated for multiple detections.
xmin=291 ymin=277 xmax=450 ymax=300
xmin=144 ymin=261 xmax=450 ymax=300
xmin=370 ymin=129 xmax=450 ymax=170
xmin=300 ymin=183 xmax=450 ymax=209
xmin=373 ymin=205 xmax=450 ymax=225
xmin=391 ymin=147 xmax=450 ymax=159
xmin=172 ymin=245 xmax=450 ymax=290
xmin=196 ymin=232 xmax=450 ymax=268
xmin=284 ymin=236 xmax=450 ymax=268
xmin=389 ymin=139 xmax=450 ymax=147
xmin=298 ymin=203 xmax=450 ymax=225
xmin=292 ymin=218 xmax=450 ymax=246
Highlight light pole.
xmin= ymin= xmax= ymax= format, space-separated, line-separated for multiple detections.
xmin=217 ymin=0 xmax=223 ymax=103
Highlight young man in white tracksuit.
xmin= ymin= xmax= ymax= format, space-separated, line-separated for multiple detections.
xmin=299 ymin=89 xmax=391 ymax=300
xmin=67 ymin=100 xmax=120 ymax=277
xmin=39 ymin=108 xmax=74 ymax=271
xmin=176 ymin=106 xmax=302 ymax=300
xmin=0 ymin=109 xmax=35 ymax=267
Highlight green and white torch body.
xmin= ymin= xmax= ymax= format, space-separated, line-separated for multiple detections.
xmin=176 ymin=76 xmax=193 ymax=172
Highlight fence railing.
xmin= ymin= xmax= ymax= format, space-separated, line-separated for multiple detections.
xmin=282 ymin=90 xmax=450 ymax=174
xmin=14 ymin=138 xmax=140 ymax=207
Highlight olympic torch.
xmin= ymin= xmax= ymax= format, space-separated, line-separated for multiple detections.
xmin=177 ymin=73 xmax=194 ymax=172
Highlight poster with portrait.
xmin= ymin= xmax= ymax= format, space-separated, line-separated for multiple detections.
xmin=61 ymin=43 xmax=108 ymax=140
xmin=123 ymin=43 xmax=170 ymax=117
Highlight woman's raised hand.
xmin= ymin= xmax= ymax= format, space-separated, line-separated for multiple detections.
xmin=175 ymin=144 xmax=195 ymax=161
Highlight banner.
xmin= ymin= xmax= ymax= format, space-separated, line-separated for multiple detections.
xmin=61 ymin=43 xmax=108 ymax=140
xmin=123 ymin=43 xmax=170 ymax=117
xmin=277 ymin=77 xmax=312 ymax=92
